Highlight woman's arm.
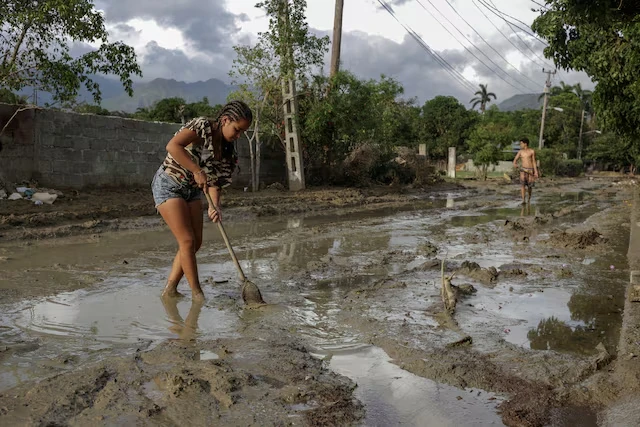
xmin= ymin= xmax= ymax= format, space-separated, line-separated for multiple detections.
xmin=206 ymin=186 xmax=222 ymax=222
xmin=166 ymin=129 xmax=202 ymax=175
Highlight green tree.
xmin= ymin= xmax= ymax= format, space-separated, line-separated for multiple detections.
xmin=420 ymin=96 xmax=478 ymax=159
xmin=72 ymin=103 xmax=110 ymax=115
xmin=146 ymin=97 xmax=188 ymax=123
xmin=0 ymin=0 xmax=141 ymax=105
xmin=545 ymin=92 xmax=582 ymax=155
xmin=300 ymin=71 xmax=415 ymax=184
xmin=469 ymin=83 xmax=497 ymax=113
xmin=586 ymin=132 xmax=640 ymax=174
xmin=230 ymin=0 xmax=329 ymax=191
xmin=532 ymin=0 xmax=640 ymax=169
xmin=0 ymin=88 xmax=27 ymax=104
xmin=467 ymin=121 xmax=512 ymax=180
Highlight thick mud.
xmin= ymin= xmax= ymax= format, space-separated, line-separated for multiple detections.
xmin=0 ymin=176 xmax=637 ymax=426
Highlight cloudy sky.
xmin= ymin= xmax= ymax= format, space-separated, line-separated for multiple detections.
xmin=93 ymin=0 xmax=594 ymax=106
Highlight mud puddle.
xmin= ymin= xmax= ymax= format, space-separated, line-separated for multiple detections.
xmin=315 ymin=345 xmax=503 ymax=426
xmin=0 ymin=179 xmax=634 ymax=425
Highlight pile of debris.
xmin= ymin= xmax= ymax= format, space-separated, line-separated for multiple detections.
xmin=0 ymin=183 xmax=62 ymax=205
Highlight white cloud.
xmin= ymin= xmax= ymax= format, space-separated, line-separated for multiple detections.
xmin=93 ymin=0 xmax=594 ymax=105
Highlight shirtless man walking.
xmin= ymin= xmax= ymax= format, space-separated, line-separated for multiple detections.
xmin=513 ymin=137 xmax=539 ymax=205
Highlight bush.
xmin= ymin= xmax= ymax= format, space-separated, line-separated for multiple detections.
xmin=557 ymin=159 xmax=583 ymax=177
xmin=535 ymin=148 xmax=561 ymax=176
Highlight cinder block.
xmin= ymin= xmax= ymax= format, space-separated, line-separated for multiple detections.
xmin=52 ymin=160 xmax=73 ymax=173
xmin=53 ymin=136 xmax=73 ymax=149
xmin=72 ymin=137 xmax=91 ymax=150
xmin=37 ymin=160 xmax=52 ymax=173
xmin=44 ymin=148 xmax=74 ymax=161
xmin=115 ymin=151 xmax=133 ymax=162
xmin=89 ymin=139 xmax=107 ymax=150
xmin=75 ymin=162 xmax=94 ymax=174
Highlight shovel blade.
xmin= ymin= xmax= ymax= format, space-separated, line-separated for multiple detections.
xmin=241 ymin=280 xmax=266 ymax=306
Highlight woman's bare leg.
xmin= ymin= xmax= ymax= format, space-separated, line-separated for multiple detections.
xmin=162 ymin=199 xmax=204 ymax=297
xmin=158 ymin=198 xmax=204 ymax=301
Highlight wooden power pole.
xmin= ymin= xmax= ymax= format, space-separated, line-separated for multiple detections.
xmin=330 ymin=0 xmax=344 ymax=78
xmin=279 ymin=0 xmax=305 ymax=191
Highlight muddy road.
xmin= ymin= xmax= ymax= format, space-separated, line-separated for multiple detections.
xmin=0 ymin=177 xmax=637 ymax=426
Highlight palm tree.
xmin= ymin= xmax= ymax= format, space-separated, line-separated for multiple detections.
xmin=538 ymin=80 xmax=575 ymax=101
xmin=470 ymin=84 xmax=497 ymax=113
xmin=572 ymin=83 xmax=593 ymax=113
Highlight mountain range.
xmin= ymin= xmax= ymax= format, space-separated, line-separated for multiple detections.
xmin=496 ymin=93 xmax=543 ymax=112
xmin=22 ymin=76 xmax=236 ymax=113
xmin=23 ymin=75 xmax=542 ymax=113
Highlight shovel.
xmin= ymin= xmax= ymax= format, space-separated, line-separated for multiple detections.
xmin=204 ymin=192 xmax=266 ymax=306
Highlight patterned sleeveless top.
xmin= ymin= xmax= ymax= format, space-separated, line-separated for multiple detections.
xmin=161 ymin=117 xmax=237 ymax=189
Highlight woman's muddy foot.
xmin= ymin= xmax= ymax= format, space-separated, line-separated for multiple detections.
xmin=161 ymin=289 xmax=185 ymax=298
xmin=161 ymin=280 xmax=184 ymax=298
xmin=192 ymin=291 xmax=205 ymax=303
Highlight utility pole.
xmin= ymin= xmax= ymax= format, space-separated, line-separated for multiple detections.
xmin=538 ymin=68 xmax=556 ymax=149
xmin=329 ymin=0 xmax=344 ymax=78
xmin=279 ymin=0 xmax=305 ymax=191
xmin=577 ymin=108 xmax=585 ymax=160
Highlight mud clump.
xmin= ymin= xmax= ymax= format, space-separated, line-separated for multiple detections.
xmin=456 ymin=261 xmax=499 ymax=286
xmin=0 ymin=337 xmax=364 ymax=426
xmin=417 ymin=241 xmax=438 ymax=257
xmin=266 ymin=182 xmax=287 ymax=191
xmin=547 ymin=228 xmax=608 ymax=250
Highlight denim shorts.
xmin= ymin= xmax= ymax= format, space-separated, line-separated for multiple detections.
xmin=151 ymin=167 xmax=203 ymax=208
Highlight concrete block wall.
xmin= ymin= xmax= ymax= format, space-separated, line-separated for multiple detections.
xmin=0 ymin=103 xmax=286 ymax=189
xmin=0 ymin=104 xmax=36 ymax=184
xmin=33 ymin=108 xmax=180 ymax=187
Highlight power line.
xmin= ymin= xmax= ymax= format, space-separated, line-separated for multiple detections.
xmin=530 ymin=0 xmax=549 ymax=10
xmin=486 ymin=0 xmax=565 ymax=80
xmin=472 ymin=0 xmax=555 ymax=72
xmin=413 ymin=0 xmax=532 ymax=93
xmin=442 ymin=0 xmax=541 ymax=91
xmin=480 ymin=0 xmax=548 ymax=46
xmin=376 ymin=0 xmax=477 ymax=94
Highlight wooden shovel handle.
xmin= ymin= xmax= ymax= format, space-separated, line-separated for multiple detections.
xmin=204 ymin=192 xmax=247 ymax=282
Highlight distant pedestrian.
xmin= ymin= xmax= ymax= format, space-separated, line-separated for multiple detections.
xmin=151 ymin=100 xmax=252 ymax=301
xmin=513 ymin=137 xmax=539 ymax=205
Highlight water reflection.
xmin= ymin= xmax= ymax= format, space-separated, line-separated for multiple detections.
xmin=446 ymin=198 xmax=455 ymax=209
xmin=161 ymin=297 xmax=203 ymax=342
xmin=527 ymin=260 xmax=627 ymax=355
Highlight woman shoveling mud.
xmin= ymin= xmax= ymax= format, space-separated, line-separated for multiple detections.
xmin=151 ymin=101 xmax=252 ymax=302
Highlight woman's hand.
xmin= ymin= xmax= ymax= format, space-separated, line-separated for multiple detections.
xmin=208 ymin=204 xmax=221 ymax=223
xmin=194 ymin=169 xmax=207 ymax=189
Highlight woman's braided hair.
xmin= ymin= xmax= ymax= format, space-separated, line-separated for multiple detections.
xmin=210 ymin=100 xmax=253 ymax=160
